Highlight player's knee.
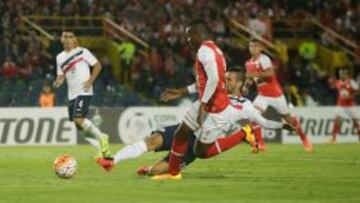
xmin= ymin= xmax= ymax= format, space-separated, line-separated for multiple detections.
xmin=73 ymin=118 xmax=84 ymax=129
xmin=145 ymin=134 xmax=163 ymax=151
xmin=174 ymin=124 xmax=193 ymax=140
xmin=194 ymin=144 xmax=208 ymax=159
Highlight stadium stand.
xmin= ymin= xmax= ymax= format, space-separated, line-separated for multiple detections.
xmin=0 ymin=0 xmax=359 ymax=107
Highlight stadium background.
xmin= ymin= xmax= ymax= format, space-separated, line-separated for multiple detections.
xmin=0 ymin=1 xmax=360 ymax=203
xmin=1 ymin=0 xmax=359 ymax=145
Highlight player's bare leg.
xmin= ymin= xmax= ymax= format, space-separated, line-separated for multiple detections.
xmin=283 ymin=114 xmax=313 ymax=152
xmin=97 ymin=132 xmax=164 ymax=171
xmin=330 ymin=116 xmax=341 ymax=144
xmin=73 ymin=117 xmax=111 ymax=157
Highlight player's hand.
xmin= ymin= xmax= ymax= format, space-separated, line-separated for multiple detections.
xmin=241 ymin=86 xmax=249 ymax=95
xmin=198 ymin=102 xmax=206 ymax=126
xmin=160 ymin=88 xmax=184 ymax=102
xmin=53 ymin=80 xmax=62 ymax=89
xmin=82 ymin=79 xmax=93 ymax=91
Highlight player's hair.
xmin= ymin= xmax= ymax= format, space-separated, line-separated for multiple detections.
xmin=227 ymin=67 xmax=244 ymax=82
xmin=60 ymin=29 xmax=79 ymax=46
xmin=186 ymin=19 xmax=210 ymax=36
xmin=61 ymin=29 xmax=75 ymax=35
xmin=249 ymin=38 xmax=264 ymax=46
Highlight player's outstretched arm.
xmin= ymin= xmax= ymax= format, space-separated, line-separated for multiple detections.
xmin=250 ymin=110 xmax=285 ymax=130
xmin=160 ymin=83 xmax=196 ymax=102
xmin=53 ymin=75 xmax=65 ymax=88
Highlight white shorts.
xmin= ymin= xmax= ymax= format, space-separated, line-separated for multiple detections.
xmin=334 ymin=106 xmax=357 ymax=119
xmin=253 ymin=95 xmax=289 ymax=115
xmin=183 ymin=100 xmax=239 ymax=144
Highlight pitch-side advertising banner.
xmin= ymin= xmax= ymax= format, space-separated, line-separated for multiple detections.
xmin=283 ymin=107 xmax=360 ymax=144
xmin=0 ymin=107 xmax=77 ymax=146
xmin=117 ymin=107 xmax=186 ymax=144
xmin=1 ymin=106 xmax=359 ymax=146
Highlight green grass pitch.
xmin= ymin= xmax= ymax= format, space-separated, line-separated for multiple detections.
xmin=0 ymin=144 xmax=359 ymax=203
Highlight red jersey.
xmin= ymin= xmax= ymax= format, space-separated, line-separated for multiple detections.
xmin=335 ymin=79 xmax=358 ymax=106
xmin=245 ymin=53 xmax=283 ymax=97
xmin=195 ymin=41 xmax=229 ymax=113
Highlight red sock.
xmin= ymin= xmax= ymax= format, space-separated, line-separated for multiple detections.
xmin=352 ymin=119 xmax=360 ymax=138
xmin=204 ymin=130 xmax=246 ymax=158
xmin=252 ymin=124 xmax=264 ymax=146
xmin=292 ymin=117 xmax=307 ymax=142
xmin=332 ymin=117 xmax=340 ymax=140
xmin=168 ymin=137 xmax=188 ymax=175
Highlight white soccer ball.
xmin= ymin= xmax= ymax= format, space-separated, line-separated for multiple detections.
xmin=54 ymin=154 xmax=77 ymax=179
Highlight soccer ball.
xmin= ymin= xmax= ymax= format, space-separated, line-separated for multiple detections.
xmin=54 ymin=154 xmax=77 ymax=179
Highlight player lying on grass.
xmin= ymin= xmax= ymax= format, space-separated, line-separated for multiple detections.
xmin=96 ymin=69 xmax=295 ymax=176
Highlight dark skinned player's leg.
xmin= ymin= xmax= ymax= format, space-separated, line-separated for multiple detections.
xmin=149 ymin=141 xmax=197 ymax=176
xmin=168 ymin=122 xmax=194 ymax=175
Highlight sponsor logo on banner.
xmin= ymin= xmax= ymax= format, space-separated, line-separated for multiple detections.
xmin=282 ymin=107 xmax=360 ymax=144
xmin=118 ymin=107 xmax=186 ymax=144
xmin=0 ymin=107 xmax=77 ymax=146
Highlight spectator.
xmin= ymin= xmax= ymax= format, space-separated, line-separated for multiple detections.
xmin=117 ymin=41 xmax=136 ymax=84
xmin=1 ymin=57 xmax=18 ymax=79
xmin=39 ymin=84 xmax=55 ymax=107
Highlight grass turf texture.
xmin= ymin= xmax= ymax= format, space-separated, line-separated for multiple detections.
xmin=0 ymin=144 xmax=359 ymax=203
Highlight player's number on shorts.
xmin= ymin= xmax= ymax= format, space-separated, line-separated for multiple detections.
xmin=78 ymin=100 xmax=83 ymax=108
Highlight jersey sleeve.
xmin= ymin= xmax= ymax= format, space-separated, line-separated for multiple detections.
xmin=244 ymin=102 xmax=284 ymax=129
xmin=259 ymin=54 xmax=272 ymax=70
xmin=187 ymin=83 xmax=197 ymax=94
xmin=83 ymin=48 xmax=98 ymax=66
xmin=197 ymin=46 xmax=219 ymax=103
xmin=56 ymin=55 xmax=64 ymax=75
xmin=350 ymin=79 xmax=359 ymax=90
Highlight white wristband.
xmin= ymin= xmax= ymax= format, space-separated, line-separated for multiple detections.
xmin=187 ymin=83 xmax=197 ymax=94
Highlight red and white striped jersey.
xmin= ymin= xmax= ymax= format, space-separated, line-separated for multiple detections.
xmin=335 ymin=79 xmax=358 ymax=106
xmin=56 ymin=47 xmax=98 ymax=100
xmin=245 ymin=53 xmax=283 ymax=97
xmin=195 ymin=41 xmax=229 ymax=113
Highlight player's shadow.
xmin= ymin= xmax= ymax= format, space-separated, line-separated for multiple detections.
xmin=185 ymin=172 xmax=259 ymax=180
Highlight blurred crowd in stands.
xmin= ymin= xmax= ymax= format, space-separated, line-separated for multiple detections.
xmin=0 ymin=0 xmax=359 ymax=107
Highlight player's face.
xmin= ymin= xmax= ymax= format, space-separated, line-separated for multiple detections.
xmin=185 ymin=26 xmax=199 ymax=49
xmin=339 ymin=69 xmax=348 ymax=80
xmin=249 ymin=41 xmax=262 ymax=56
xmin=61 ymin=32 xmax=76 ymax=49
xmin=225 ymin=72 xmax=242 ymax=94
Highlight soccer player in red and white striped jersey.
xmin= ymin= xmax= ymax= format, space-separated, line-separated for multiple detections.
xmin=328 ymin=68 xmax=360 ymax=143
xmin=243 ymin=39 xmax=313 ymax=152
xmin=150 ymin=20 xmax=254 ymax=180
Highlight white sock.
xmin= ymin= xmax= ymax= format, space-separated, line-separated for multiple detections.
xmin=81 ymin=119 xmax=105 ymax=140
xmin=84 ymin=137 xmax=100 ymax=149
xmin=114 ymin=140 xmax=148 ymax=164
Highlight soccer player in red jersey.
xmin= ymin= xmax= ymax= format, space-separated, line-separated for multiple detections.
xmin=151 ymin=20 xmax=249 ymax=180
xmin=148 ymin=21 xmax=295 ymax=180
xmin=243 ymin=39 xmax=313 ymax=152
xmin=328 ymin=68 xmax=360 ymax=143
